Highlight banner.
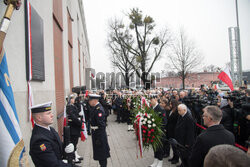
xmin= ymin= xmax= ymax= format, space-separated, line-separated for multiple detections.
xmin=0 ymin=49 xmax=28 ymax=166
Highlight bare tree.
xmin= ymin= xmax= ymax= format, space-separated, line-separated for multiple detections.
xmin=167 ymin=29 xmax=202 ymax=89
xmin=109 ymin=8 xmax=171 ymax=89
xmin=107 ymin=19 xmax=135 ymax=87
xmin=203 ymin=64 xmax=221 ymax=72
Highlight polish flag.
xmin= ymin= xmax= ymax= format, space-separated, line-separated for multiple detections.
xmin=218 ymin=67 xmax=234 ymax=91
xmin=80 ymin=105 xmax=88 ymax=142
xmin=63 ymin=106 xmax=67 ymax=127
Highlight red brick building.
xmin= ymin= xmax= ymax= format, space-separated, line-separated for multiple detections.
xmin=156 ymin=72 xmax=220 ymax=89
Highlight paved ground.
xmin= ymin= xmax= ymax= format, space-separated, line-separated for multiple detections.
xmin=78 ymin=114 xmax=181 ymax=167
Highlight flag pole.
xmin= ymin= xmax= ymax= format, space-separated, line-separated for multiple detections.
xmin=0 ymin=0 xmax=21 ymax=53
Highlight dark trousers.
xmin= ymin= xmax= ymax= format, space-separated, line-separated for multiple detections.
xmin=116 ymin=109 xmax=121 ymax=122
xmin=99 ymin=159 xmax=107 ymax=167
xmin=127 ymin=111 xmax=132 ymax=125
xmin=171 ymin=144 xmax=179 ymax=160
xmin=164 ymin=139 xmax=170 ymax=156
xmin=154 ymin=145 xmax=164 ymax=160
xmin=87 ymin=120 xmax=91 ymax=133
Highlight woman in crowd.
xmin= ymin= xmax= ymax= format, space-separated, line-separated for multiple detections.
xmin=160 ymin=99 xmax=171 ymax=158
xmin=166 ymin=99 xmax=180 ymax=164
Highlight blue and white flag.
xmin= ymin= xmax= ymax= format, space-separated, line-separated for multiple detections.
xmin=0 ymin=49 xmax=28 ymax=166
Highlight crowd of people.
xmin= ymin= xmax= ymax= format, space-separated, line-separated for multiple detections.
xmin=28 ymin=86 xmax=250 ymax=167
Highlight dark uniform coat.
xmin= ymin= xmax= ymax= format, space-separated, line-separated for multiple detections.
xmin=189 ymin=124 xmax=235 ymax=167
xmin=90 ymin=103 xmax=110 ymax=160
xmin=66 ymin=104 xmax=82 ymax=137
xmin=29 ymin=124 xmax=71 ymax=167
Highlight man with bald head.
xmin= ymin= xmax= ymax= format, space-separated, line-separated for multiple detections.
xmin=174 ymin=104 xmax=195 ymax=167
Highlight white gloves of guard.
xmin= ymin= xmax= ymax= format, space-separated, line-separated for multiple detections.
xmin=64 ymin=143 xmax=74 ymax=153
xmin=79 ymin=110 xmax=84 ymax=116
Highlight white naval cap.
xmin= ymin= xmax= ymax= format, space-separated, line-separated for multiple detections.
xmin=31 ymin=101 xmax=52 ymax=113
xmin=88 ymin=94 xmax=101 ymax=100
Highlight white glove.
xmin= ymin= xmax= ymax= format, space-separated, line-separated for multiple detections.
xmin=62 ymin=159 xmax=68 ymax=163
xmin=65 ymin=143 xmax=74 ymax=153
xmin=79 ymin=110 xmax=84 ymax=116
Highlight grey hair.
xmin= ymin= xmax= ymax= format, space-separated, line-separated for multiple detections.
xmin=178 ymin=104 xmax=187 ymax=111
xmin=204 ymin=105 xmax=222 ymax=122
xmin=204 ymin=144 xmax=250 ymax=167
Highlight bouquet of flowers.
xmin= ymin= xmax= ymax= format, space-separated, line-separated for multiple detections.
xmin=132 ymin=97 xmax=164 ymax=157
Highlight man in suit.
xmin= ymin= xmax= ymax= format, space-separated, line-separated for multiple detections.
xmin=148 ymin=96 xmax=167 ymax=167
xmin=29 ymin=102 xmax=78 ymax=167
xmin=175 ymin=104 xmax=195 ymax=167
xmin=88 ymin=94 xmax=110 ymax=167
xmin=189 ymin=105 xmax=235 ymax=167
xmin=114 ymin=91 xmax=123 ymax=123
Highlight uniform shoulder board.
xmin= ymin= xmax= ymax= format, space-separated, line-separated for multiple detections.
xmin=96 ymin=106 xmax=100 ymax=110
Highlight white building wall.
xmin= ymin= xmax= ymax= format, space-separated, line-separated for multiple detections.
xmin=0 ymin=0 xmax=91 ymax=166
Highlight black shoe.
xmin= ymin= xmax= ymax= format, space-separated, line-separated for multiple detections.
xmin=87 ymin=132 xmax=91 ymax=135
xmin=171 ymin=159 xmax=179 ymax=164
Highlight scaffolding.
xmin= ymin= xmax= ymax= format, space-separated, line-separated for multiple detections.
xmin=228 ymin=27 xmax=242 ymax=87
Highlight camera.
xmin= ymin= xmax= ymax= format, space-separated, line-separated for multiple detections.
xmin=72 ymin=86 xmax=86 ymax=95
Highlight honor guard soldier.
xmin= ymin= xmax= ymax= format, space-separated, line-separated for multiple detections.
xmin=88 ymin=94 xmax=110 ymax=167
xmin=66 ymin=94 xmax=83 ymax=163
xmin=29 ymin=102 xmax=78 ymax=167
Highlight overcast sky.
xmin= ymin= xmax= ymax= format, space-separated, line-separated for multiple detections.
xmin=83 ymin=0 xmax=250 ymax=73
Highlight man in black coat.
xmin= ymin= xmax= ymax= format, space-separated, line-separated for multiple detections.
xmin=148 ymin=96 xmax=167 ymax=167
xmin=29 ymin=102 xmax=77 ymax=167
xmin=114 ymin=91 xmax=123 ymax=123
xmin=174 ymin=104 xmax=195 ymax=167
xmin=189 ymin=105 xmax=235 ymax=167
xmin=88 ymin=94 xmax=110 ymax=167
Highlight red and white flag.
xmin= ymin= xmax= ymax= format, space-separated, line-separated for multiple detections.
xmin=63 ymin=106 xmax=67 ymax=127
xmin=80 ymin=105 xmax=88 ymax=142
xmin=27 ymin=0 xmax=35 ymax=127
xmin=218 ymin=67 xmax=234 ymax=91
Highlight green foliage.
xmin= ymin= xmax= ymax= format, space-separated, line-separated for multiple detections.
xmin=129 ymin=8 xmax=143 ymax=26
xmin=144 ymin=16 xmax=154 ymax=24
xmin=136 ymin=56 xmax=142 ymax=62
xmin=152 ymin=37 xmax=159 ymax=45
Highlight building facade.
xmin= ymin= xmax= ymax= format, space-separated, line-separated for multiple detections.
xmin=0 ymin=0 xmax=90 ymax=166
xmin=156 ymin=72 xmax=220 ymax=89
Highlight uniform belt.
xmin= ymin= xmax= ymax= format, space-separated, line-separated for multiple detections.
xmin=91 ymin=126 xmax=99 ymax=130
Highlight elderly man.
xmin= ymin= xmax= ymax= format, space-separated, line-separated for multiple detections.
xmin=189 ymin=106 xmax=235 ymax=167
xmin=174 ymin=104 xmax=195 ymax=167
